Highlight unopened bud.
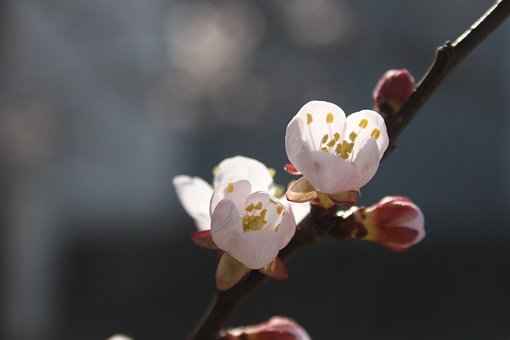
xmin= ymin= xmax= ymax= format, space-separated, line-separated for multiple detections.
xmin=220 ymin=317 xmax=311 ymax=340
xmin=332 ymin=196 xmax=425 ymax=251
xmin=373 ymin=69 xmax=415 ymax=114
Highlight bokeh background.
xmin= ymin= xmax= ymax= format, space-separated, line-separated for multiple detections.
xmin=1 ymin=1 xmax=509 ymax=339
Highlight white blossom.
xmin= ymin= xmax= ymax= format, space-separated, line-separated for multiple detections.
xmin=173 ymin=156 xmax=309 ymax=230
xmin=286 ymin=100 xmax=389 ymax=194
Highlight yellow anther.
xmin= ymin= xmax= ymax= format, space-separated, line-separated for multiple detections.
xmin=333 ymin=132 xmax=340 ymax=141
xmin=349 ymin=132 xmax=358 ymax=142
xmin=371 ymin=128 xmax=381 ymax=139
xmin=336 ymin=141 xmax=354 ymax=159
xmin=326 ymin=112 xmax=334 ymax=124
xmin=212 ymin=165 xmax=219 ymax=176
xmin=246 ymin=203 xmax=255 ymax=212
xmin=276 ymin=205 xmax=284 ymax=215
xmin=306 ymin=113 xmax=313 ymax=125
xmin=359 ymin=118 xmax=368 ymax=128
xmin=226 ymin=183 xmax=234 ymax=193
xmin=242 ymin=208 xmax=268 ymax=232
xmin=327 ymin=139 xmax=336 ymax=147
xmin=321 ymin=134 xmax=329 ymax=144
xmin=254 ymin=202 xmax=263 ymax=210
xmin=321 ymin=147 xmax=328 ymax=152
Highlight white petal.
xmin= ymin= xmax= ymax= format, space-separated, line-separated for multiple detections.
xmin=279 ymin=196 xmax=310 ymax=225
xmin=210 ymin=180 xmax=251 ymax=215
xmin=289 ymin=202 xmax=310 ymax=225
xmin=345 ymin=109 xmax=389 ymax=159
xmin=293 ymin=101 xmax=346 ymax=151
xmin=294 ymin=149 xmax=360 ymax=193
xmin=352 ymin=138 xmax=381 ymax=189
xmin=172 ymin=175 xmax=213 ymax=231
xmin=237 ymin=230 xmax=282 ymax=269
xmin=275 ymin=208 xmax=297 ymax=249
xmin=210 ymin=198 xmax=243 ymax=255
xmin=211 ymin=197 xmax=277 ymax=269
xmin=214 ymin=192 xmax=287 ymax=269
xmin=213 ymin=156 xmax=273 ymax=193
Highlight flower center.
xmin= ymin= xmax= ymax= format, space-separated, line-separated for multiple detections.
xmin=243 ymin=201 xmax=268 ymax=232
xmin=317 ymin=117 xmax=380 ymax=160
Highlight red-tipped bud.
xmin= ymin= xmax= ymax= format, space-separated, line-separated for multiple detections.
xmin=220 ymin=317 xmax=311 ymax=340
xmin=332 ymin=196 xmax=425 ymax=251
xmin=373 ymin=69 xmax=415 ymax=114
xmin=363 ymin=196 xmax=425 ymax=251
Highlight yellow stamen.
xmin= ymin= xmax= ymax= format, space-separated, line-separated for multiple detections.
xmin=246 ymin=203 xmax=255 ymax=212
xmin=349 ymin=132 xmax=358 ymax=142
xmin=333 ymin=132 xmax=340 ymax=141
xmin=359 ymin=118 xmax=368 ymax=128
xmin=321 ymin=134 xmax=329 ymax=144
xmin=326 ymin=112 xmax=334 ymax=124
xmin=226 ymin=183 xmax=234 ymax=193
xmin=327 ymin=139 xmax=336 ymax=147
xmin=254 ymin=202 xmax=263 ymax=210
xmin=336 ymin=141 xmax=354 ymax=159
xmin=371 ymin=128 xmax=381 ymax=139
xmin=242 ymin=208 xmax=268 ymax=232
xmin=306 ymin=113 xmax=313 ymax=125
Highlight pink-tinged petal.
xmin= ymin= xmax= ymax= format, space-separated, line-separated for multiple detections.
xmin=216 ymin=253 xmax=251 ymax=291
xmin=373 ymin=69 xmax=415 ymax=113
xmin=191 ymin=230 xmax=218 ymax=250
xmin=221 ymin=317 xmax=311 ymax=340
xmin=260 ymin=257 xmax=288 ymax=281
xmin=286 ymin=177 xmax=317 ymax=203
xmin=210 ymin=180 xmax=251 ymax=215
xmin=284 ymin=163 xmax=301 ymax=176
xmin=213 ymin=156 xmax=273 ymax=193
xmin=364 ymin=196 xmax=425 ymax=251
xmin=173 ymin=175 xmax=213 ymax=231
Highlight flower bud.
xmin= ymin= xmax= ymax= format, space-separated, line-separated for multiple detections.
xmin=220 ymin=317 xmax=311 ymax=340
xmin=373 ymin=69 xmax=415 ymax=114
xmin=332 ymin=196 xmax=425 ymax=251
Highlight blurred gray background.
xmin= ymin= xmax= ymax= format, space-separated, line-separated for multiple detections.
xmin=1 ymin=0 xmax=509 ymax=339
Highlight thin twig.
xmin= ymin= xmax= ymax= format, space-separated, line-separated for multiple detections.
xmin=188 ymin=1 xmax=510 ymax=339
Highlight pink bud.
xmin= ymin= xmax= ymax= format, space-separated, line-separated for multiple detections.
xmin=220 ymin=317 xmax=311 ymax=340
xmin=363 ymin=196 xmax=425 ymax=251
xmin=373 ymin=69 xmax=415 ymax=113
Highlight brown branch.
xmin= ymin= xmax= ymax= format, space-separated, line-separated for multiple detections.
xmin=386 ymin=0 xmax=510 ymax=143
xmin=188 ymin=1 xmax=510 ymax=339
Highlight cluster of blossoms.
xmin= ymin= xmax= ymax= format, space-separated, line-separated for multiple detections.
xmin=171 ymin=70 xmax=423 ymax=339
